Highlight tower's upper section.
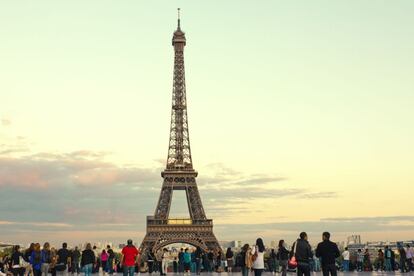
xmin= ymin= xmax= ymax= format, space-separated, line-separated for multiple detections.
xmin=165 ymin=9 xmax=193 ymax=171
xmin=172 ymin=8 xmax=186 ymax=48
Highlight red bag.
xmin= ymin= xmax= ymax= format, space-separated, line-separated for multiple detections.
xmin=288 ymin=241 xmax=298 ymax=268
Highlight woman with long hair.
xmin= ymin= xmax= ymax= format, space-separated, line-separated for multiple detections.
xmin=225 ymin=248 xmax=234 ymax=273
xmin=251 ymin=238 xmax=265 ymax=276
xmin=30 ymin=244 xmax=42 ymax=276
xmin=41 ymin=243 xmax=51 ymax=276
xmin=277 ymin=240 xmax=289 ymax=276
xmin=100 ymin=249 xmax=108 ymax=274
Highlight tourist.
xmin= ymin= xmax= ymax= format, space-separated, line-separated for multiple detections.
xmin=41 ymin=243 xmax=51 ymax=276
xmin=376 ymin=249 xmax=384 ymax=271
xmin=30 ymin=243 xmax=43 ymax=276
xmin=399 ymin=246 xmax=407 ymax=273
xmin=81 ymin=243 xmax=95 ymax=276
xmin=237 ymin=244 xmax=249 ymax=276
xmin=190 ymin=249 xmax=196 ymax=273
xmin=315 ymin=232 xmax=340 ymax=276
xmin=363 ymin=248 xmax=372 ymax=271
xmin=172 ymin=257 xmax=178 ymax=273
xmin=292 ymin=232 xmax=313 ymax=276
xmin=356 ymin=249 xmax=363 ymax=271
xmin=216 ymin=250 xmax=222 ymax=272
xmin=161 ymin=248 xmax=169 ymax=276
xmin=225 ymin=248 xmax=234 ymax=273
xmin=277 ymin=240 xmax=289 ymax=276
xmin=100 ymin=249 xmax=108 ymax=274
xmin=177 ymin=249 xmax=184 ymax=273
xmin=146 ymin=250 xmax=155 ymax=274
xmin=24 ymin=243 xmax=34 ymax=276
xmin=194 ymin=247 xmax=203 ymax=275
xmin=268 ymin=249 xmax=277 ymax=275
xmin=50 ymin=247 xmax=58 ymax=276
xmin=71 ymin=247 xmax=80 ymax=276
xmin=11 ymin=245 xmax=24 ymax=276
xmin=121 ymin=239 xmax=140 ymax=276
xmin=92 ymin=246 xmax=99 ymax=274
xmin=106 ymin=245 xmax=115 ymax=275
xmin=406 ymin=244 xmax=413 ymax=272
xmin=56 ymin=243 xmax=70 ymax=276
xmin=251 ymin=238 xmax=265 ymax=276
xmin=384 ymin=246 xmax=392 ymax=271
xmin=341 ymin=247 xmax=349 ymax=272
xmin=183 ymin=249 xmax=191 ymax=276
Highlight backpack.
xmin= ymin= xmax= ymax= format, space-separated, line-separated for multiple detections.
xmin=251 ymin=247 xmax=258 ymax=262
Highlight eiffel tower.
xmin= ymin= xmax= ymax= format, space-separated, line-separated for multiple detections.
xmin=140 ymin=9 xmax=221 ymax=253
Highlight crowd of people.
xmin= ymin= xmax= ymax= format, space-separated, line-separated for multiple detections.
xmin=1 ymin=233 xmax=414 ymax=276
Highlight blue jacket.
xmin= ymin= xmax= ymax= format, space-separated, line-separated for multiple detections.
xmin=31 ymin=251 xmax=43 ymax=270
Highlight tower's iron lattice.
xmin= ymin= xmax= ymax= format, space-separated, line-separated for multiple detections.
xmin=140 ymin=10 xmax=221 ymax=254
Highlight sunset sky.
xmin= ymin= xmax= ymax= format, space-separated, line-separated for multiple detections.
xmin=1 ymin=1 xmax=414 ymax=246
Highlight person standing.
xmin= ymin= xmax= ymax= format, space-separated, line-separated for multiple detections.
xmin=41 ymin=243 xmax=51 ymax=276
xmin=56 ymin=243 xmax=70 ymax=276
xmin=399 ymin=246 xmax=407 ymax=273
xmin=24 ymin=244 xmax=35 ymax=276
xmin=71 ymin=247 xmax=80 ymax=276
xmin=268 ymin=249 xmax=277 ymax=275
xmin=11 ymin=245 xmax=25 ymax=276
xmin=406 ymin=245 xmax=413 ymax=272
xmin=81 ymin=244 xmax=95 ymax=276
xmin=356 ymin=249 xmax=363 ymax=272
xmin=315 ymin=232 xmax=340 ymax=276
xmin=160 ymin=248 xmax=169 ymax=276
xmin=183 ymin=249 xmax=191 ymax=276
xmin=120 ymin=239 xmax=140 ymax=276
xmin=225 ymin=248 xmax=234 ymax=273
xmin=106 ymin=246 xmax=115 ymax=275
xmin=277 ymin=240 xmax=289 ymax=276
xmin=251 ymin=238 xmax=265 ymax=276
xmin=341 ymin=247 xmax=349 ymax=272
xmin=384 ymin=246 xmax=392 ymax=271
xmin=195 ymin=247 xmax=203 ymax=275
xmin=30 ymin=244 xmax=43 ymax=276
xmin=100 ymin=250 xmax=108 ymax=275
xmin=146 ymin=251 xmax=155 ymax=275
xmin=292 ymin=232 xmax=313 ymax=276
xmin=376 ymin=249 xmax=384 ymax=271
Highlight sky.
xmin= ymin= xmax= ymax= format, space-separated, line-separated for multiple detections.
xmin=1 ymin=1 xmax=414 ymax=247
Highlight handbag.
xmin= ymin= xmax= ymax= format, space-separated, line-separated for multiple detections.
xmin=55 ymin=263 xmax=67 ymax=272
xmin=19 ymin=256 xmax=29 ymax=267
xmin=288 ymin=240 xmax=298 ymax=268
xmin=251 ymin=246 xmax=258 ymax=262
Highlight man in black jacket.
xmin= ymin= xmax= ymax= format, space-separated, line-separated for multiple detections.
xmin=292 ymin=232 xmax=313 ymax=276
xmin=315 ymin=232 xmax=340 ymax=276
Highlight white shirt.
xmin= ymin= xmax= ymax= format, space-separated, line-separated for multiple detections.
xmin=342 ymin=250 xmax=350 ymax=261
xmin=406 ymin=248 xmax=414 ymax=259
xmin=251 ymin=246 xmax=265 ymax=269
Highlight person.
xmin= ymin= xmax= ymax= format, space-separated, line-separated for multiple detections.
xmin=24 ymin=244 xmax=35 ymax=276
xmin=399 ymin=246 xmax=407 ymax=273
xmin=81 ymin=243 xmax=95 ymax=276
xmin=177 ymin=249 xmax=184 ymax=273
xmin=268 ymin=249 xmax=277 ymax=275
xmin=237 ymin=244 xmax=249 ymax=276
xmin=30 ymin=244 xmax=43 ymax=276
xmin=363 ymin=248 xmax=372 ymax=271
xmin=356 ymin=249 xmax=363 ymax=272
xmin=376 ymin=249 xmax=384 ymax=271
xmin=315 ymin=232 xmax=340 ymax=276
xmin=11 ymin=245 xmax=25 ymax=276
xmin=41 ymin=243 xmax=51 ymax=276
xmin=71 ymin=247 xmax=80 ymax=276
xmin=216 ymin=251 xmax=222 ymax=272
xmin=173 ymin=257 xmax=178 ymax=273
xmin=161 ymin=248 xmax=169 ymax=276
xmin=106 ymin=245 xmax=115 ymax=275
xmin=120 ymin=239 xmax=140 ymax=276
xmin=100 ymin=250 xmax=108 ymax=274
xmin=50 ymin=247 xmax=58 ymax=276
xmin=291 ymin=232 xmax=313 ymax=276
xmin=207 ymin=250 xmax=214 ymax=273
xmin=406 ymin=245 xmax=413 ymax=272
xmin=277 ymin=240 xmax=289 ymax=276
xmin=183 ymin=249 xmax=191 ymax=276
xmin=225 ymin=248 xmax=234 ymax=273
xmin=251 ymin=238 xmax=265 ymax=276
xmin=194 ymin=247 xmax=203 ymax=275
xmin=384 ymin=246 xmax=392 ymax=271
xmin=146 ymin=251 xmax=155 ymax=274
xmin=341 ymin=247 xmax=349 ymax=272
xmin=56 ymin=243 xmax=70 ymax=276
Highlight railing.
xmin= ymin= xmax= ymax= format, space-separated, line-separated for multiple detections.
xmin=147 ymin=217 xmax=213 ymax=226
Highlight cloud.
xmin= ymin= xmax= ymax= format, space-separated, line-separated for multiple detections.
xmin=1 ymin=118 xmax=11 ymax=126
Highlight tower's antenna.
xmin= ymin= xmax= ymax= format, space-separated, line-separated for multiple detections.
xmin=177 ymin=8 xmax=181 ymax=29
